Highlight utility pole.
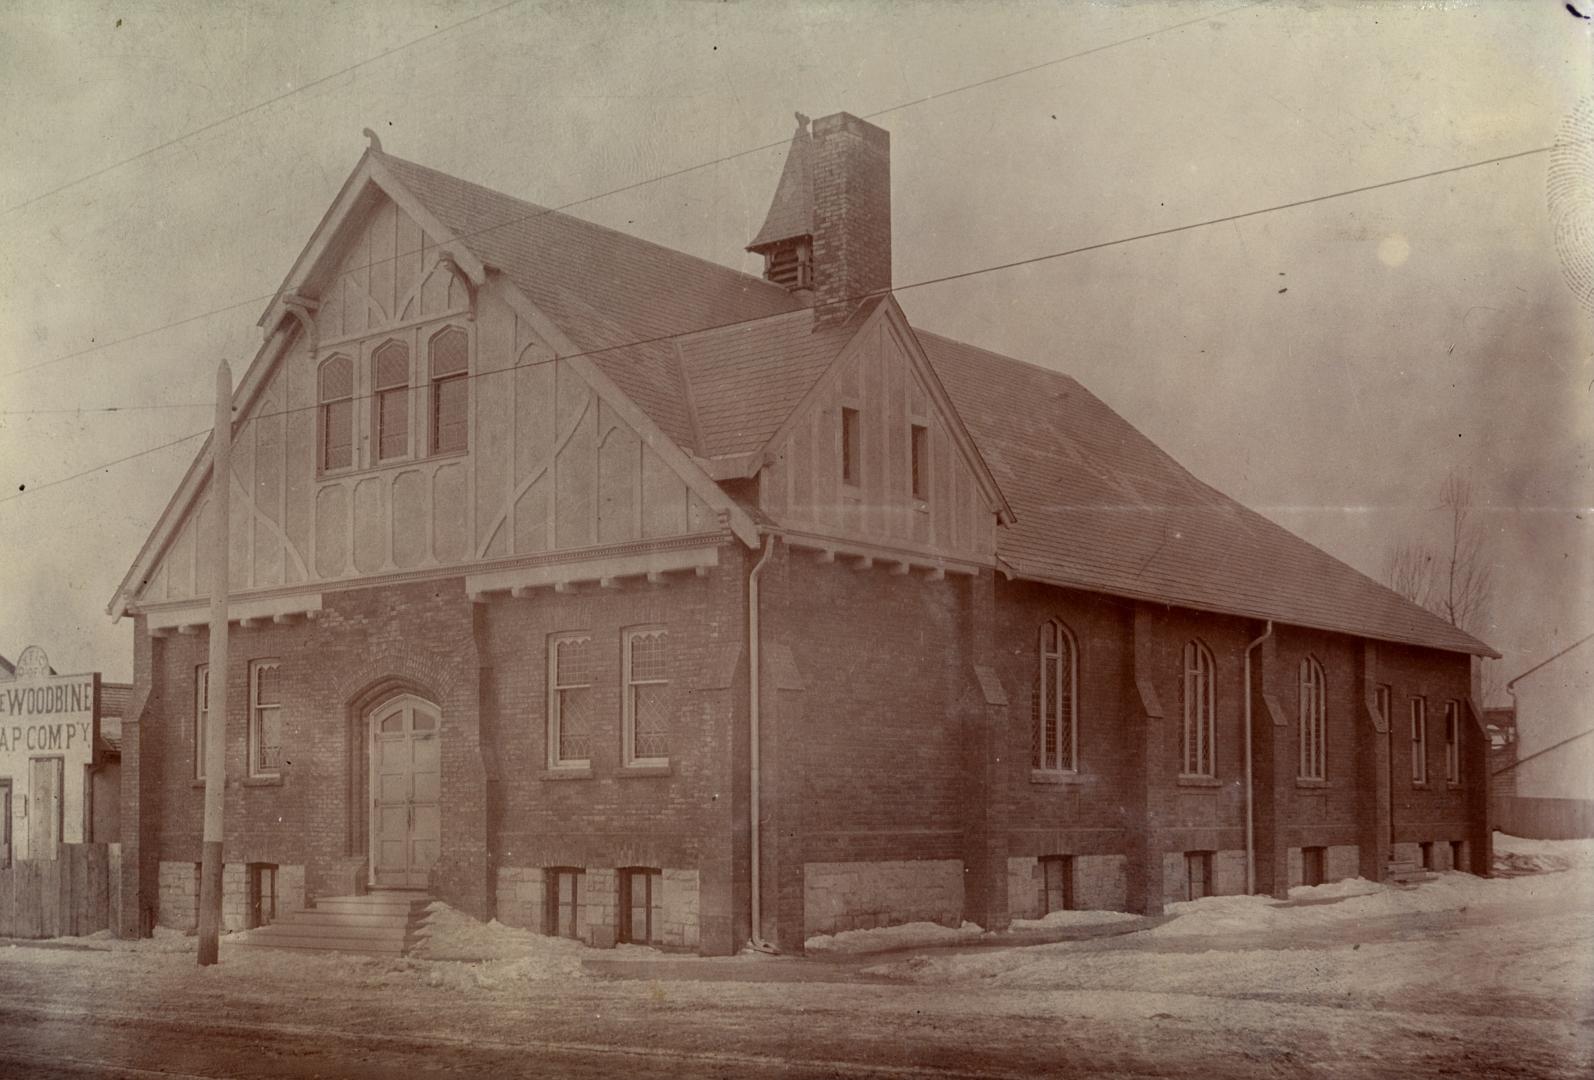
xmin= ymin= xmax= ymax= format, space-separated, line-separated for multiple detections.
xmin=198 ymin=359 xmax=231 ymax=966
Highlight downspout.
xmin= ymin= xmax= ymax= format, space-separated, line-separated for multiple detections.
xmin=747 ymin=533 xmax=778 ymax=953
xmin=1243 ymin=620 xmax=1274 ymax=895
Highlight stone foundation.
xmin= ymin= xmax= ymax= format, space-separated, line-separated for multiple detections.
xmin=659 ymin=869 xmax=700 ymax=949
xmin=1006 ymin=854 xmax=1128 ymax=918
xmin=496 ymin=866 xmax=547 ymax=932
xmin=803 ymin=859 xmax=964 ymax=936
xmin=159 ymin=860 xmax=305 ymax=931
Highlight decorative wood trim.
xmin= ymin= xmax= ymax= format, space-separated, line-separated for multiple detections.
xmin=148 ymin=593 xmax=325 ymax=634
xmin=465 ymin=542 xmax=720 ymax=600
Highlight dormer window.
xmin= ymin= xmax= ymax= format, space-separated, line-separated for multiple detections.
xmin=372 ymin=341 xmax=410 ymax=462
xmin=429 ymin=326 xmax=469 ymax=455
xmin=317 ymin=354 xmax=354 ymax=472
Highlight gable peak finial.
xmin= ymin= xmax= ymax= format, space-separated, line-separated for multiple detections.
xmin=362 ymin=127 xmax=383 ymax=153
xmin=794 ymin=112 xmax=810 ymax=132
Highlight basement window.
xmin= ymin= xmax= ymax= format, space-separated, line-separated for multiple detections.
xmin=1040 ymin=855 xmax=1074 ymax=913
xmin=1184 ymin=852 xmax=1213 ymax=901
xmin=840 ymin=407 xmax=861 ymax=486
xmin=546 ymin=868 xmax=585 ymax=939
xmin=1420 ymin=841 xmax=1435 ymax=871
xmin=248 ymin=864 xmax=278 ymax=928
xmin=1302 ymin=846 xmax=1326 ymax=887
xmin=1450 ymin=840 xmax=1465 ymax=872
xmin=619 ymin=867 xmax=664 ymax=945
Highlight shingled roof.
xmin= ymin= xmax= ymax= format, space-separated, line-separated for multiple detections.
xmin=365 ymin=152 xmax=1491 ymax=658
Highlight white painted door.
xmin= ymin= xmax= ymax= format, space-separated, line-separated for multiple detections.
xmin=28 ymin=758 xmax=62 ymax=861
xmin=369 ymin=697 xmax=441 ymax=889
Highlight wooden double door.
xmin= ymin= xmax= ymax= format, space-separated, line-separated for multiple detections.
xmin=368 ymin=696 xmax=441 ymax=889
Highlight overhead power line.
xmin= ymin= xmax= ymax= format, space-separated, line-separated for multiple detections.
xmin=0 ymin=139 xmax=1553 ymax=505
xmin=1 ymin=0 xmax=1264 ymax=382
xmin=1 ymin=0 xmax=527 ymax=217
xmin=2 ymin=431 xmax=206 ymax=505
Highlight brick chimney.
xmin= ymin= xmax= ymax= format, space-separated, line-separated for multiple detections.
xmin=747 ymin=111 xmax=891 ymax=327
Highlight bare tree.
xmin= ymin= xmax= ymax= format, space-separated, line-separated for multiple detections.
xmin=1433 ymin=469 xmax=1494 ymax=638
xmin=1381 ymin=539 xmax=1437 ymax=610
xmin=1381 ymin=467 xmax=1498 ymax=697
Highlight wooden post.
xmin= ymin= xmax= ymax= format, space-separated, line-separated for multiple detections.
xmin=198 ymin=360 xmax=231 ymax=966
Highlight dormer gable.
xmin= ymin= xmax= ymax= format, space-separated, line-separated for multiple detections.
xmin=756 ymin=298 xmax=1012 ymax=567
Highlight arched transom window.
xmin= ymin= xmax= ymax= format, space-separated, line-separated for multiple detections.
xmin=1298 ymin=655 xmax=1326 ymax=780
xmin=429 ymin=326 xmax=469 ymax=454
xmin=372 ymin=340 xmax=410 ymax=462
xmin=1180 ymin=640 xmax=1216 ymax=777
xmin=1032 ymin=619 xmax=1078 ymax=772
xmin=317 ymin=354 xmax=354 ymax=472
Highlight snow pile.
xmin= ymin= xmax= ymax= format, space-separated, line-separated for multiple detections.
xmin=408 ymin=902 xmax=588 ymax=988
xmin=804 ymin=921 xmax=985 ymax=955
xmin=1005 ymin=909 xmax=1141 ymax=932
xmin=1494 ymin=832 xmax=1594 ymax=874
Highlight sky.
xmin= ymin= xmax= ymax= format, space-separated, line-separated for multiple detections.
xmin=0 ymin=0 xmax=1589 ymax=696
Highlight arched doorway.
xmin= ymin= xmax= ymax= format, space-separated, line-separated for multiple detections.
xmin=368 ymin=695 xmax=441 ymax=889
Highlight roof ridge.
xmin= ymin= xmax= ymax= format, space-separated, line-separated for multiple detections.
xmin=377 ymin=151 xmax=800 ymax=306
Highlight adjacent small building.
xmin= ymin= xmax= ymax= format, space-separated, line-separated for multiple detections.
xmin=106 ymin=113 xmax=1495 ymax=952
xmin=1498 ymin=634 xmax=1594 ymax=838
xmin=0 ymin=646 xmax=127 ymax=868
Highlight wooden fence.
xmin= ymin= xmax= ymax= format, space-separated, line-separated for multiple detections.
xmin=0 ymin=843 xmax=120 ymax=939
xmin=1493 ymin=796 xmax=1594 ymax=841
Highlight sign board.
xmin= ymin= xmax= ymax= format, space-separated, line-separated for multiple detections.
xmin=0 ymin=645 xmax=100 ymax=861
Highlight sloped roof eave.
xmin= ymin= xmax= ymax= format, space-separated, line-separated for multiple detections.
xmin=1003 ymin=562 xmax=1498 ymax=659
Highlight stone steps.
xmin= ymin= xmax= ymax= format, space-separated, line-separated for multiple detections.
xmin=1385 ymin=861 xmax=1438 ymax=885
xmin=233 ymin=891 xmax=432 ymax=957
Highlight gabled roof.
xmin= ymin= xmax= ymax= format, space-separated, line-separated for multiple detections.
xmin=920 ymin=332 xmax=1496 ymax=657
xmin=115 ymin=144 xmax=1493 ymax=658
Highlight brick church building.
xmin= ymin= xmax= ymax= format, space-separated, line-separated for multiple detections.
xmin=109 ymin=113 xmax=1493 ymax=953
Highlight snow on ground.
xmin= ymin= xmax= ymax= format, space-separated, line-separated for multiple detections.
xmin=408 ymin=902 xmax=588 ymax=988
xmin=1495 ymin=831 xmax=1594 ymax=873
xmin=1005 ymin=909 xmax=1142 ymax=932
xmin=863 ymin=838 xmax=1594 ymax=1006
xmin=804 ymin=920 xmax=985 ymax=955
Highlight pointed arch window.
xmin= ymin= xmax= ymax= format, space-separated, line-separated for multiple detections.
xmin=317 ymin=354 xmax=354 ymax=472
xmin=1298 ymin=655 xmax=1326 ymax=780
xmin=429 ymin=326 xmax=469 ymax=455
xmin=372 ymin=340 xmax=410 ymax=462
xmin=1032 ymin=619 xmax=1078 ymax=772
xmin=1180 ymin=640 xmax=1216 ymax=777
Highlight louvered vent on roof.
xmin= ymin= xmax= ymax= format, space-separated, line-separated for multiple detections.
xmin=762 ymin=239 xmax=812 ymax=290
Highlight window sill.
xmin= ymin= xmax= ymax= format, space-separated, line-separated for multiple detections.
xmin=243 ymin=775 xmax=283 ymax=788
xmin=1295 ymin=778 xmax=1329 ymax=790
xmin=317 ymin=450 xmax=467 ymax=483
xmin=1176 ymin=775 xmax=1222 ymax=789
xmin=1030 ymin=769 xmax=1087 ymax=785
xmin=1447 ymin=782 xmax=1464 ymax=791
xmin=1411 ymin=781 xmax=1429 ymax=790
xmin=541 ymin=767 xmax=594 ymax=781
xmin=618 ymin=764 xmax=672 ymax=778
